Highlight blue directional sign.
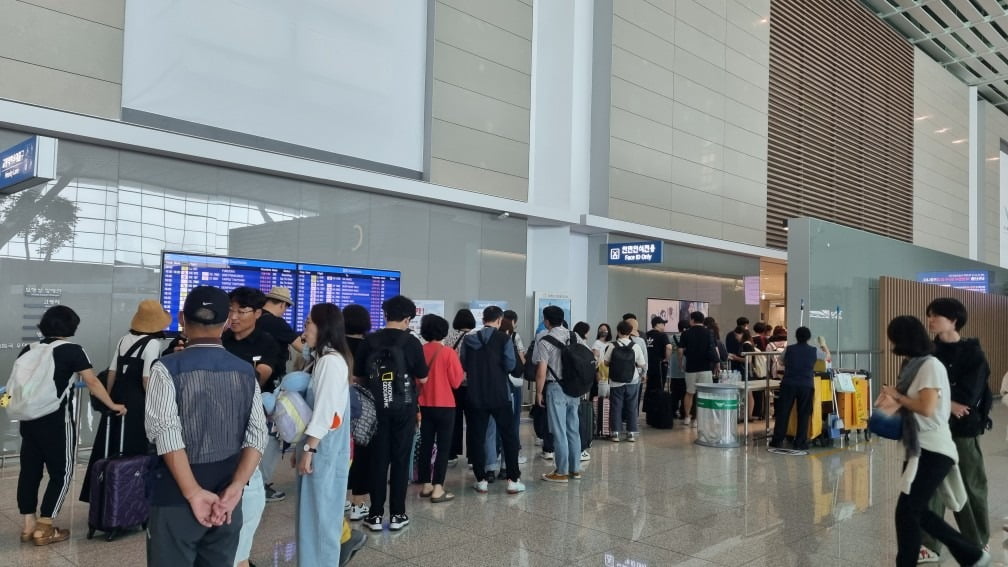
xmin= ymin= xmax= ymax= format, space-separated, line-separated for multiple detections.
xmin=607 ymin=241 xmax=663 ymax=265
xmin=0 ymin=136 xmax=57 ymax=195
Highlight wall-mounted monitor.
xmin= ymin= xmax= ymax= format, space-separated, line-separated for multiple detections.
xmin=160 ymin=251 xmax=401 ymax=332
xmin=646 ymin=298 xmax=709 ymax=328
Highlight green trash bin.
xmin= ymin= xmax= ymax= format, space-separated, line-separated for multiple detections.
xmin=695 ymin=383 xmax=743 ymax=448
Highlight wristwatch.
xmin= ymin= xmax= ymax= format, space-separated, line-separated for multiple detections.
xmin=303 ymin=444 xmax=318 ymax=454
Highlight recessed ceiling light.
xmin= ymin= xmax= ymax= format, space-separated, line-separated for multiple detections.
xmin=914 ymin=115 xmax=930 ymax=121
xmin=935 ymin=128 xmax=949 ymax=133
xmin=952 ymin=139 xmax=966 ymax=144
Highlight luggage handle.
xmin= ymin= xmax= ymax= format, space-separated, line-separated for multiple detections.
xmin=102 ymin=411 xmax=125 ymax=457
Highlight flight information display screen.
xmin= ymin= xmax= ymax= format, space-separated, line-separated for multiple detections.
xmin=160 ymin=252 xmax=401 ymax=332
xmin=296 ymin=264 xmax=401 ymax=330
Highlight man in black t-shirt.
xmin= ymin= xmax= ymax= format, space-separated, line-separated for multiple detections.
xmin=353 ymin=295 xmax=428 ymax=533
xmin=221 ymin=287 xmax=284 ymax=502
xmin=677 ymin=311 xmax=715 ymax=426
xmin=645 ymin=316 xmax=672 ymax=392
xmin=256 ymin=287 xmax=302 ymax=378
xmin=725 ymin=317 xmax=749 ymax=375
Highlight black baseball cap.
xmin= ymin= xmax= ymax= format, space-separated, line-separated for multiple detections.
xmin=651 ymin=315 xmax=668 ymax=327
xmin=182 ymin=285 xmax=230 ymax=325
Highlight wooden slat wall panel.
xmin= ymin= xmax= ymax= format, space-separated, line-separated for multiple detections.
xmin=766 ymin=0 xmax=914 ymax=249
xmin=878 ymin=277 xmax=1008 ymax=393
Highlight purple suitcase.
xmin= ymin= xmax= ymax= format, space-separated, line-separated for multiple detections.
xmin=86 ymin=414 xmax=153 ymax=541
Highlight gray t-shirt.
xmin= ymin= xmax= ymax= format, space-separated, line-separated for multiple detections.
xmin=532 ymin=327 xmax=571 ymax=381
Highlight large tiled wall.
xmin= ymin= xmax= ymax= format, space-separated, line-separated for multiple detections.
xmin=607 ymin=0 xmax=770 ymax=246
xmin=912 ymin=51 xmax=971 ymax=256
xmin=428 ymin=0 xmax=532 ymax=201
xmin=0 ymin=0 xmax=123 ymax=118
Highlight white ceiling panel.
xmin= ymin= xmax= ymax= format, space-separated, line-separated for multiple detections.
xmin=860 ymin=0 xmax=1008 ymax=109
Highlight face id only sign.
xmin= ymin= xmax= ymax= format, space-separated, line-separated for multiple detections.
xmin=607 ymin=241 xmax=663 ymax=265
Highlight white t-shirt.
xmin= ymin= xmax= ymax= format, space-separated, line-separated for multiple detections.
xmin=110 ymin=334 xmax=164 ymax=377
xmin=907 ymin=356 xmax=957 ymax=461
xmin=591 ymin=339 xmax=608 ymax=360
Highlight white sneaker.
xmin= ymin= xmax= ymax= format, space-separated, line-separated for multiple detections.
xmin=344 ymin=500 xmax=351 ymax=512
xmin=517 ymin=454 xmax=528 ymax=464
xmin=348 ymin=503 xmax=370 ymax=521
xmin=626 ymin=433 xmax=637 ymax=443
xmin=682 ymin=417 xmax=691 ymax=426
xmin=506 ymin=480 xmax=526 ymax=494
xmin=580 ymin=450 xmax=591 ymax=462
xmin=917 ymin=545 xmax=939 ymax=564
xmin=539 ymin=451 xmax=554 ymax=460
xmin=473 ymin=480 xmax=488 ymax=494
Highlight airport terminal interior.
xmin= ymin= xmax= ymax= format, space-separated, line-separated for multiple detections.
xmin=0 ymin=407 xmax=1002 ymax=567
xmin=5 ymin=0 xmax=1008 ymax=565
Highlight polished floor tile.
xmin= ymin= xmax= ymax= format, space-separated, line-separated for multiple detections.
xmin=0 ymin=406 xmax=1006 ymax=566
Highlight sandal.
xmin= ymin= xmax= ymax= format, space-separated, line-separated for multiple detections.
xmin=33 ymin=525 xmax=70 ymax=546
xmin=19 ymin=529 xmax=34 ymax=543
xmin=419 ymin=487 xmax=434 ymax=498
xmin=430 ymin=492 xmax=455 ymax=503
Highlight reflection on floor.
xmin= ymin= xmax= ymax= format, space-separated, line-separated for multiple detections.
xmin=2 ymin=404 xmax=1008 ymax=566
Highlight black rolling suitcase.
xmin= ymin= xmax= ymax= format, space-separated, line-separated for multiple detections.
xmin=645 ymin=380 xmax=676 ymax=430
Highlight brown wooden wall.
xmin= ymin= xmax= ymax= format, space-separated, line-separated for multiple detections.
xmin=878 ymin=276 xmax=1008 ymax=390
xmin=766 ymin=0 xmax=914 ymax=249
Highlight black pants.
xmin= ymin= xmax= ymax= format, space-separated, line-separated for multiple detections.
xmin=348 ymin=442 xmax=370 ymax=496
xmin=669 ymin=379 xmax=686 ymax=418
xmin=147 ymin=504 xmax=243 ymax=567
xmin=466 ymin=405 xmax=521 ymax=482
xmin=450 ymin=386 xmax=467 ymax=460
xmin=18 ymin=408 xmax=75 ymax=518
xmin=368 ymin=411 xmax=415 ymax=517
xmin=531 ymin=403 xmax=553 ymax=452
xmin=895 ymin=449 xmax=983 ymax=567
xmin=418 ymin=406 xmax=455 ymax=486
xmin=771 ymin=384 xmax=813 ymax=449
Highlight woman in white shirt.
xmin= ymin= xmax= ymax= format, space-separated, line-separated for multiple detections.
xmin=296 ymin=303 xmax=357 ymax=566
xmin=880 ymin=316 xmax=987 ymax=567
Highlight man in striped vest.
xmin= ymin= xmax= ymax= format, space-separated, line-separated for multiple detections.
xmin=145 ymin=285 xmax=267 ymax=566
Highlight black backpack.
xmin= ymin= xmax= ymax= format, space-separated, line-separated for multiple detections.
xmin=608 ymin=342 xmax=636 ymax=383
xmin=950 ymin=386 xmax=993 ymax=437
xmin=542 ymin=334 xmax=597 ymax=397
xmin=523 ymin=341 xmax=537 ymax=382
xmin=366 ymin=332 xmax=413 ymax=411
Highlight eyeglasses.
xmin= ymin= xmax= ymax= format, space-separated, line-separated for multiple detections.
xmin=228 ymin=308 xmax=255 ymax=316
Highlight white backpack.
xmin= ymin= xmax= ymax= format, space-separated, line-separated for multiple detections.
xmin=6 ymin=340 xmax=71 ymax=421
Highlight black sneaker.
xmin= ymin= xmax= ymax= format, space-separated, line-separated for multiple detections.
xmin=363 ymin=515 xmax=383 ymax=532
xmin=339 ymin=529 xmax=367 ymax=566
xmin=264 ymin=484 xmax=286 ymax=502
xmin=389 ymin=514 xmax=409 ymax=531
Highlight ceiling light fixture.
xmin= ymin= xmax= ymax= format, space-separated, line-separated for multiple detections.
xmin=952 ymin=139 xmax=966 ymax=144
xmin=935 ymin=128 xmax=949 ymax=133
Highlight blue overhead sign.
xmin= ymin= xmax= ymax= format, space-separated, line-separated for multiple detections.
xmin=0 ymin=136 xmax=57 ymax=195
xmin=607 ymin=241 xmax=663 ymax=265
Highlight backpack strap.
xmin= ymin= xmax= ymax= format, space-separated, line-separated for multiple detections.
xmin=541 ymin=335 xmax=564 ymax=382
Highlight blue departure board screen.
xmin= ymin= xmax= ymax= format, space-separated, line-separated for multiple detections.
xmin=160 ymin=252 xmax=401 ymax=333
xmin=295 ymin=264 xmax=401 ymax=330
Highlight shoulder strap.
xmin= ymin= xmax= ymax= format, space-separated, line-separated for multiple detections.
xmin=452 ymin=332 xmax=467 ymax=350
xmin=426 ymin=344 xmax=445 ymax=367
xmin=123 ymin=335 xmax=155 ymax=359
xmin=542 ymin=334 xmax=563 ymax=349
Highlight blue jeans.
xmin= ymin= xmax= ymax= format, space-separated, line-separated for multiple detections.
xmin=510 ymin=383 xmax=523 ymax=451
xmin=484 ymin=416 xmax=498 ymax=471
xmin=609 ymin=383 xmax=640 ymax=434
xmin=545 ymin=382 xmax=581 ymax=475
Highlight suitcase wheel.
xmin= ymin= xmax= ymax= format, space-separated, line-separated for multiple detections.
xmin=86 ymin=528 xmax=95 ymax=540
xmin=105 ymin=529 xmax=117 ymax=542
xmin=142 ymin=521 xmax=148 ymax=530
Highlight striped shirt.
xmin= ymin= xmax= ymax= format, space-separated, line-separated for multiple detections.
xmin=145 ymin=343 xmax=267 ymax=460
